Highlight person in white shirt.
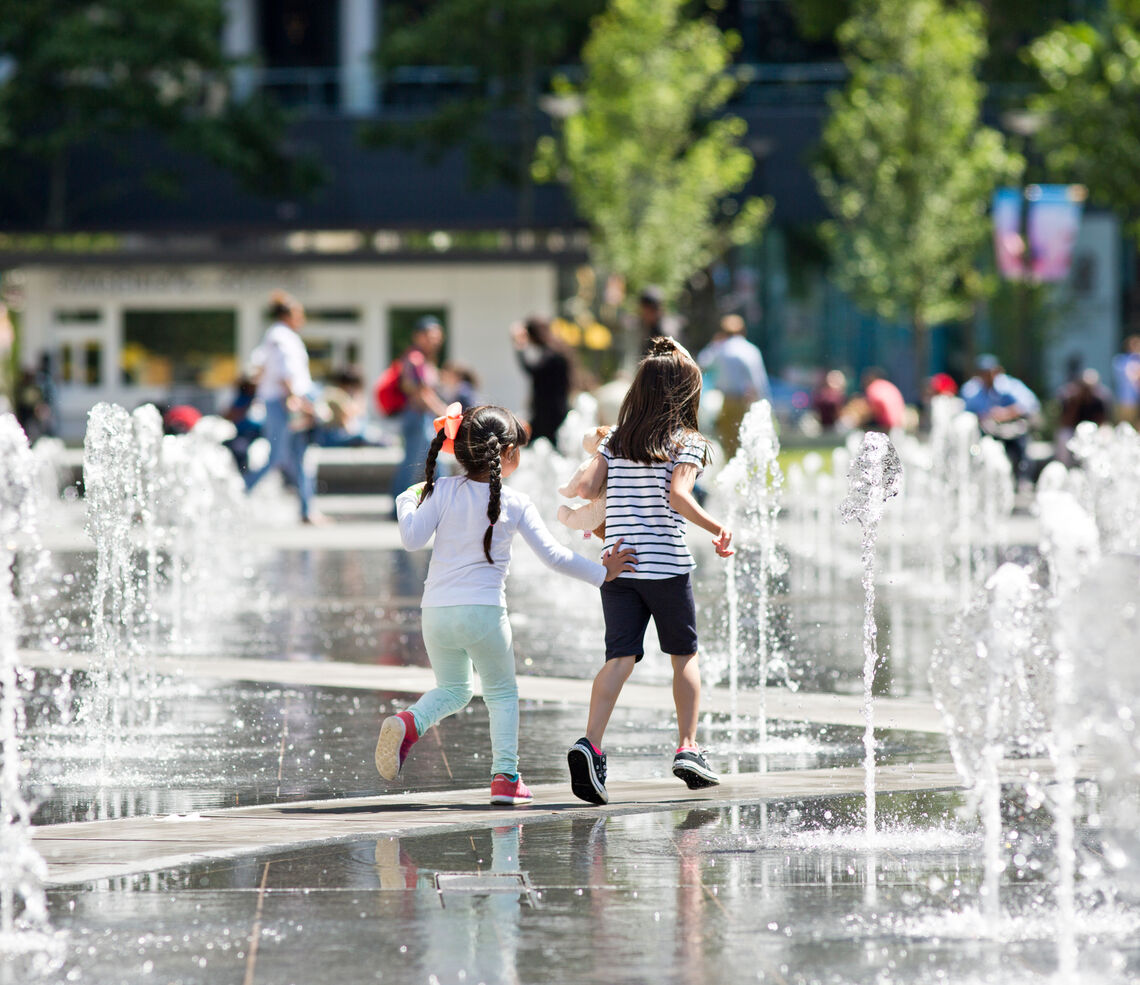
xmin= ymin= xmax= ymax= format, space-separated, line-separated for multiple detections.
xmin=243 ymin=291 xmax=321 ymax=523
xmin=698 ymin=313 xmax=771 ymax=459
xmin=376 ymin=402 xmax=636 ymax=806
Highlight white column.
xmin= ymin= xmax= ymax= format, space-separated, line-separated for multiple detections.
xmin=101 ymin=302 xmax=121 ymax=396
xmin=340 ymin=0 xmax=378 ymax=114
xmin=236 ymin=300 xmax=264 ymax=366
xmin=361 ymin=301 xmax=385 ymax=394
xmin=223 ymin=0 xmax=259 ymax=101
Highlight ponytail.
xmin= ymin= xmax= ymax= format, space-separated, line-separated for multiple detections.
xmin=483 ymin=434 xmax=502 ymax=564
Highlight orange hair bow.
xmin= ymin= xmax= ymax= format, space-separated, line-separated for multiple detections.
xmin=433 ymin=402 xmax=463 ymax=455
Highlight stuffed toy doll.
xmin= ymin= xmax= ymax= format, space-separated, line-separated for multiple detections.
xmin=557 ymin=426 xmax=611 ymax=539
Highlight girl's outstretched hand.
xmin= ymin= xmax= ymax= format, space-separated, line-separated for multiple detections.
xmin=712 ymin=528 xmax=734 ymax=558
xmin=601 ymin=538 xmax=637 ymax=581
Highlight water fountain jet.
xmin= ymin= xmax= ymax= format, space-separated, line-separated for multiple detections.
xmin=839 ymin=431 xmax=901 ymax=837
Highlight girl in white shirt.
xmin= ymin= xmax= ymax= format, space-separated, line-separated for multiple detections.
xmin=376 ymin=403 xmax=636 ymax=805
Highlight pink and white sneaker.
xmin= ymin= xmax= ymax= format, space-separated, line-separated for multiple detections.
xmin=490 ymin=774 xmax=534 ymax=806
xmin=375 ymin=710 xmax=419 ymax=780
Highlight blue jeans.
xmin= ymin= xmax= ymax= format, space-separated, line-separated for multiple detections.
xmin=244 ymin=397 xmax=314 ymax=520
xmin=408 ymin=605 xmax=519 ymax=777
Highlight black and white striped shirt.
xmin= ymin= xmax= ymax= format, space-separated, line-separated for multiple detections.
xmin=599 ymin=430 xmax=708 ymax=580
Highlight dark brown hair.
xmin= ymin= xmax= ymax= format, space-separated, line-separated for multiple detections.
xmin=607 ymin=337 xmax=710 ymax=465
xmin=268 ymin=290 xmax=299 ymax=322
xmin=421 ymin=405 xmax=531 ymax=563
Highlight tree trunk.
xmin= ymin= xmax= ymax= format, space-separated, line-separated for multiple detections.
xmin=47 ymin=150 xmax=68 ymax=230
xmin=912 ymin=313 xmax=929 ymax=405
xmin=681 ymin=266 xmax=720 ymax=351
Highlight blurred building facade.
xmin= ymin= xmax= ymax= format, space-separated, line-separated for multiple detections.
xmin=0 ymin=0 xmax=1125 ymax=436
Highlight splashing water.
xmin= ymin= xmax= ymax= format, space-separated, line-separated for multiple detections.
xmin=930 ymin=563 xmax=1056 ymax=923
xmin=0 ymin=415 xmax=61 ymax=971
xmin=82 ymin=403 xmax=141 ymax=759
xmin=839 ymin=431 xmax=901 ymax=837
xmin=715 ymin=401 xmax=785 ymax=747
xmin=1067 ymin=421 xmax=1140 ymax=554
xmin=132 ymin=404 xmax=164 ymax=663
xmin=1056 ymin=553 xmax=1140 ymax=976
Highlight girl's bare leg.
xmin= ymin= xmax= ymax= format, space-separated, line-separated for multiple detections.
xmin=671 ymin=653 xmax=700 ymax=748
xmin=585 ymin=656 xmax=636 ymax=747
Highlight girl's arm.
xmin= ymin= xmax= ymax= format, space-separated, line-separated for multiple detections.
xmin=396 ymin=483 xmax=443 ymax=550
xmin=669 ymin=464 xmax=734 ymax=557
xmin=518 ymin=502 xmax=635 ymax=584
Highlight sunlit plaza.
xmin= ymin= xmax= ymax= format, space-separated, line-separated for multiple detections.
xmin=3 ymin=2 xmax=1140 ymax=985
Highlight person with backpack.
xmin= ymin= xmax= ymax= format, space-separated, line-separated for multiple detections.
xmin=386 ymin=316 xmax=449 ymax=502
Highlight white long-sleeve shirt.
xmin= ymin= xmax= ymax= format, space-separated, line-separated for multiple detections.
xmin=253 ymin=323 xmax=313 ymax=401
xmin=396 ymin=475 xmax=605 ymax=607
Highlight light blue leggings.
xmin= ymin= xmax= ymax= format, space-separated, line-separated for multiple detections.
xmin=407 ymin=605 xmax=519 ymax=778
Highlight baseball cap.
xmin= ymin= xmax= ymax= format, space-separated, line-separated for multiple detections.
xmin=163 ymin=405 xmax=202 ymax=435
xmin=414 ymin=315 xmax=442 ymax=333
xmin=976 ymin=353 xmax=1001 ymax=372
xmin=638 ymin=286 xmax=664 ymax=307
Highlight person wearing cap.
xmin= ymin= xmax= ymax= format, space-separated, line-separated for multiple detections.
xmin=697 ymin=314 xmax=771 ymax=459
xmin=960 ymin=354 xmax=1041 ymax=482
xmin=163 ymin=404 xmax=202 ymax=435
xmin=390 ymin=316 xmax=449 ymax=500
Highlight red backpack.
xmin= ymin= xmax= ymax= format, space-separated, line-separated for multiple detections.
xmin=374 ymin=359 xmax=407 ymax=416
xmin=375 ymin=350 xmax=428 ymax=416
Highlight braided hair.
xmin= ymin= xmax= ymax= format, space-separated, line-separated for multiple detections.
xmin=418 ymin=405 xmax=530 ymax=564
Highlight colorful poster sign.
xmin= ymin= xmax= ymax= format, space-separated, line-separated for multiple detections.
xmin=992 ymin=185 xmax=1086 ymax=283
xmin=1026 ymin=184 xmax=1085 ymax=282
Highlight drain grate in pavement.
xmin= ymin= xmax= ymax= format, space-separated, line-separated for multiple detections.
xmin=434 ymin=871 xmax=539 ymax=908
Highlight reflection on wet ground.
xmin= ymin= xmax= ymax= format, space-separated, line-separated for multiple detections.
xmin=44 ymin=790 xmax=1140 ymax=984
xmin=13 ymin=514 xmax=1140 ymax=984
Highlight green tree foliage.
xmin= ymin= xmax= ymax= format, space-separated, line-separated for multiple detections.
xmin=815 ymin=0 xmax=1022 ymax=380
xmin=789 ymin=0 xmax=1075 ymax=83
xmin=788 ymin=0 xmax=851 ymax=42
xmin=1028 ymin=0 xmax=1140 ymax=239
xmin=372 ymin=0 xmax=604 ymax=224
xmin=532 ymin=0 xmax=769 ymax=304
xmin=0 ymin=0 xmax=319 ymax=228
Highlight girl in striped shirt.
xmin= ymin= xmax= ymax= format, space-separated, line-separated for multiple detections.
xmin=565 ymin=337 xmax=734 ymax=804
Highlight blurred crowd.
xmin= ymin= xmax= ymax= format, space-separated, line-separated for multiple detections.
xmin=7 ymin=285 xmax=1140 ymax=517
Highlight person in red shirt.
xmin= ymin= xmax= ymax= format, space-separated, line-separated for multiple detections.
xmin=863 ymin=369 xmax=907 ymax=430
xmin=841 ymin=367 xmax=907 ymax=432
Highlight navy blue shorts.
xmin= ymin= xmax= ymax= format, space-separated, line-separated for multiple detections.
xmin=600 ymin=574 xmax=698 ymax=661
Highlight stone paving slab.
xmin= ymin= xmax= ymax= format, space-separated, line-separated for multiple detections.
xmin=19 ymin=649 xmax=947 ymax=734
xmin=32 ymin=758 xmax=1064 ymax=887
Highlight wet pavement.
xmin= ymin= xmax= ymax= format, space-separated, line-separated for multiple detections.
xmin=39 ymin=792 xmax=1140 ymax=985
xmin=10 ymin=494 xmax=1140 ymax=983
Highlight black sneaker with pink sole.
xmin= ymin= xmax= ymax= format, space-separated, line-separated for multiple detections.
xmin=567 ymin=737 xmax=608 ymax=805
xmin=672 ymin=748 xmax=720 ymax=789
